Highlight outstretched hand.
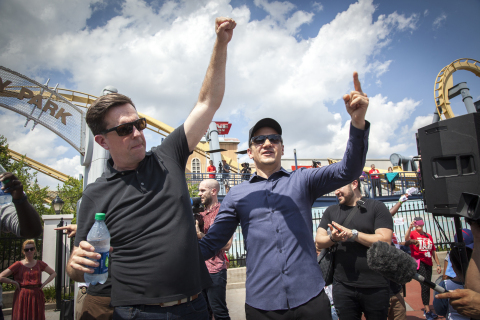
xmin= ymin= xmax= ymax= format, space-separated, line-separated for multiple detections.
xmin=436 ymin=289 xmax=480 ymax=319
xmin=343 ymin=72 xmax=368 ymax=130
xmin=215 ymin=17 xmax=236 ymax=44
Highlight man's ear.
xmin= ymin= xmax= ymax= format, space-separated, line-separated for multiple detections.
xmin=282 ymin=145 xmax=284 ymax=156
xmin=247 ymin=148 xmax=254 ymax=160
xmin=94 ymin=135 xmax=110 ymax=150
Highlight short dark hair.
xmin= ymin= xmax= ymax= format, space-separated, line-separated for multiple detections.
xmin=86 ymin=93 xmax=136 ymax=135
xmin=450 ymin=246 xmax=472 ymax=272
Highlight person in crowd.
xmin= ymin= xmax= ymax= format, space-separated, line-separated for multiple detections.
xmin=442 ymin=229 xmax=474 ymax=281
xmin=0 ymin=240 xmax=56 ymax=320
xmin=385 ymin=166 xmax=398 ymax=195
xmin=369 ymin=163 xmax=382 ymax=197
xmin=66 ymin=17 xmax=236 ymax=320
xmin=436 ymin=221 xmax=480 ymax=319
xmin=195 ymin=179 xmax=232 ymax=320
xmin=0 ymin=172 xmax=43 ymax=319
xmin=199 ymin=72 xmax=370 ymax=319
xmin=221 ymin=159 xmax=230 ymax=186
xmin=434 ymin=245 xmax=473 ymax=319
xmin=207 ymin=160 xmax=216 ymax=179
xmin=316 ymin=177 xmax=393 ymax=319
xmin=405 ymin=217 xmax=442 ymax=320
xmin=359 ymin=171 xmax=371 ymax=198
xmin=240 ymin=163 xmax=251 ymax=181
xmin=0 ymin=172 xmax=43 ymax=238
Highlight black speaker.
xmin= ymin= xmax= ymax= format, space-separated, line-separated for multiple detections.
xmin=417 ymin=112 xmax=480 ymax=216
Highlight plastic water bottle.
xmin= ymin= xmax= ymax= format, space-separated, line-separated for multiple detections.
xmin=84 ymin=213 xmax=110 ymax=285
xmin=0 ymin=164 xmax=12 ymax=206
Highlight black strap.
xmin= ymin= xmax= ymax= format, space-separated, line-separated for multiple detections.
xmin=342 ymin=205 xmax=360 ymax=229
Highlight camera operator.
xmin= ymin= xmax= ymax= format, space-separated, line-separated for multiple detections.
xmin=240 ymin=163 xmax=251 ymax=181
xmin=436 ymin=221 xmax=480 ymax=319
xmin=195 ymin=179 xmax=233 ymax=320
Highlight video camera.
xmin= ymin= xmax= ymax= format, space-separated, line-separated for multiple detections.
xmin=241 ymin=162 xmax=250 ymax=168
xmin=191 ymin=197 xmax=204 ymax=229
xmin=312 ymin=160 xmax=321 ymax=168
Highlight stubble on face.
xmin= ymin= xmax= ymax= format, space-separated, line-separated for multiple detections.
xmin=248 ymin=127 xmax=284 ymax=168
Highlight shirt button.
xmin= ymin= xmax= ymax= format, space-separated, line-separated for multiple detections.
xmin=276 ymin=229 xmax=279 ymax=233
xmin=282 ymin=270 xmax=285 ymax=274
xmin=141 ymin=182 xmax=144 ymax=185
xmin=279 ymin=249 xmax=282 ymax=253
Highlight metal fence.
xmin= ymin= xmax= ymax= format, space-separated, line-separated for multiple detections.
xmin=0 ymin=233 xmax=43 ymax=272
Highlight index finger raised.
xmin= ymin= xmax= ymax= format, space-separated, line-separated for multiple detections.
xmin=353 ymin=71 xmax=362 ymax=93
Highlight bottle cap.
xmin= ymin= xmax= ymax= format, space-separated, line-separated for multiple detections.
xmin=95 ymin=213 xmax=106 ymax=220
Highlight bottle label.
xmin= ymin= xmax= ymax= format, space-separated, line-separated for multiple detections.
xmin=92 ymin=251 xmax=109 ymax=274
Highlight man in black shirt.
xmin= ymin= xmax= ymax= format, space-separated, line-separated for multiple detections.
xmin=66 ymin=17 xmax=236 ymax=320
xmin=315 ymin=177 xmax=393 ymax=320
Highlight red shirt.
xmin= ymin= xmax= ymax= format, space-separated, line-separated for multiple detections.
xmin=409 ymin=230 xmax=436 ymax=266
xmin=369 ymin=168 xmax=380 ymax=179
xmin=207 ymin=165 xmax=216 ymax=179
xmin=199 ymin=202 xmax=227 ymax=273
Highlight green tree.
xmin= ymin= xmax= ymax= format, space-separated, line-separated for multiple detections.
xmin=56 ymin=177 xmax=83 ymax=223
xmin=0 ymin=135 xmax=50 ymax=217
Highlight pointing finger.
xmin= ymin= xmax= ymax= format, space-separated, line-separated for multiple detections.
xmin=353 ymin=71 xmax=363 ymax=93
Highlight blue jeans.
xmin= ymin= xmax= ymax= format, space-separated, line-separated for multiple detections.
xmin=332 ymin=281 xmax=390 ymax=320
xmin=113 ymin=294 xmax=209 ymax=320
xmin=204 ymin=269 xmax=230 ymax=320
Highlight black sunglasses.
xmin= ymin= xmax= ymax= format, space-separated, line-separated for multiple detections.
xmin=100 ymin=118 xmax=147 ymax=137
xmin=24 ymin=247 xmax=35 ymax=252
xmin=251 ymin=134 xmax=283 ymax=145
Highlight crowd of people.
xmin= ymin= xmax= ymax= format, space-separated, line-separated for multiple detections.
xmin=2 ymin=15 xmax=480 ymax=320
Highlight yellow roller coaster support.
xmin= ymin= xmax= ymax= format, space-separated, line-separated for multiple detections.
xmin=8 ymin=149 xmax=70 ymax=182
xmin=434 ymin=58 xmax=480 ymax=120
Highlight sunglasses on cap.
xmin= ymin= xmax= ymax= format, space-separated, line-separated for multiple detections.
xmin=24 ymin=247 xmax=35 ymax=252
xmin=251 ymin=134 xmax=283 ymax=145
xmin=100 ymin=118 xmax=147 ymax=137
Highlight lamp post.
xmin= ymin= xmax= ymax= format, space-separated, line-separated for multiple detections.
xmin=52 ymin=194 xmax=65 ymax=310
xmin=52 ymin=195 xmax=64 ymax=215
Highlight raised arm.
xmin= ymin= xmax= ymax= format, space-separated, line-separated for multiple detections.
xmin=0 ymin=172 xmax=43 ymax=238
xmin=184 ymin=17 xmax=236 ymax=152
xmin=343 ymin=71 xmax=368 ymax=130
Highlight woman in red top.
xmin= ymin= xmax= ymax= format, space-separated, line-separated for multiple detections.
xmin=0 ymin=240 xmax=57 ymax=320
xmin=405 ymin=217 xmax=442 ymax=320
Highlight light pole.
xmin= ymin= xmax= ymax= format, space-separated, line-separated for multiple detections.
xmin=52 ymin=195 xmax=64 ymax=215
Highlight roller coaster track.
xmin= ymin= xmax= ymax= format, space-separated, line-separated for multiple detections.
xmin=8 ymin=148 xmax=70 ymax=182
xmin=434 ymin=58 xmax=480 ymax=120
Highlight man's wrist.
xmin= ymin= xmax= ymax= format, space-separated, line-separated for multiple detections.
xmin=329 ymin=234 xmax=338 ymax=243
xmin=12 ymin=193 xmax=27 ymax=205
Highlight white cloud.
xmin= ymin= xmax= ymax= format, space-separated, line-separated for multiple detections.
xmin=312 ymin=2 xmax=323 ymax=12
xmin=0 ymin=0 xmax=423 ymax=188
xmin=433 ymin=13 xmax=447 ymax=29
xmin=424 ymin=9 xmax=429 ymax=17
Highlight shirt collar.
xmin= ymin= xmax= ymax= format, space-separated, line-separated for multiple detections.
xmin=104 ymin=151 xmax=151 ymax=180
xmin=204 ymin=202 xmax=220 ymax=215
xmin=249 ymin=167 xmax=290 ymax=182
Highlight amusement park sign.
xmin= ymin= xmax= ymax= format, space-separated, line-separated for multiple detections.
xmin=0 ymin=66 xmax=85 ymax=154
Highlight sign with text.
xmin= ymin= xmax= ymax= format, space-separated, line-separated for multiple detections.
xmin=0 ymin=66 xmax=85 ymax=154
xmin=214 ymin=121 xmax=232 ymax=135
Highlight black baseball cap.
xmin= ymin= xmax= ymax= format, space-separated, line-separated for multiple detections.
xmin=248 ymin=118 xmax=282 ymax=145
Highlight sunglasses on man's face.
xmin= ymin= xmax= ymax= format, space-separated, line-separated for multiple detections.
xmin=100 ymin=118 xmax=147 ymax=137
xmin=24 ymin=247 xmax=35 ymax=252
xmin=251 ymin=134 xmax=283 ymax=145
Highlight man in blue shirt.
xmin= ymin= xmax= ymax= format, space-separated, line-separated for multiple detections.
xmin=199 ymin=72 xmax=370 ymax=319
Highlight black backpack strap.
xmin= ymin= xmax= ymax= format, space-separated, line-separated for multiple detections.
xmin=341 ymin=205 xmax=361 ymax=228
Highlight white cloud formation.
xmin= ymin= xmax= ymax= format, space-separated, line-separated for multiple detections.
xmin=424 ymin=9 xmax=429 ymax=17
xmin=0 ymin=0 xmax=423 ymax=187
xmin=433 ymin=13 xmax=447 ymax=29
xmin=312 ymin=2 xmax=323 ymax=12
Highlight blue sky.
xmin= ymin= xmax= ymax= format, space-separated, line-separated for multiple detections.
xmin=0 ymin=0 xmax=479 ymax=188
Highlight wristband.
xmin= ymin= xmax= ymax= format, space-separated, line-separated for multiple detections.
xmin=12 ymin=193 xmax=28 ymax=205
xmin=329 ymin=234 xmax=338 ymax=243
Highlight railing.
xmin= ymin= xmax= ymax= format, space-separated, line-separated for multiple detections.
xmin=363 ymin=172 xmax=421 ymax=198
xmin=0 ymin=234 xmax=43 ymax=272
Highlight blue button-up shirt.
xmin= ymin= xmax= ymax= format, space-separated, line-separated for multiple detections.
xmin=199 ymin=122 xmax=370 ymax=310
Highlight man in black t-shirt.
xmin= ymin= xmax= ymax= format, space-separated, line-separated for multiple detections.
xmin=315 ymin=177 xmax=393 ymax=320
xmin=66 ymin=17 xmax=237 ymax=320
